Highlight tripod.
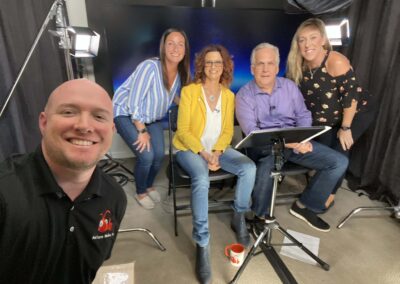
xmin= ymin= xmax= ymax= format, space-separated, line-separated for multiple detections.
xmin=231 ymin=136 xmax=330 ymax=284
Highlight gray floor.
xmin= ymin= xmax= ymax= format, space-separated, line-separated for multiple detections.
xmin=102 ymin=158 xmax=400 ymax=284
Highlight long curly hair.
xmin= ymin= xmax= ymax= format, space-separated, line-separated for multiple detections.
xmin=193 ymin=44 xmax=234 ymax=87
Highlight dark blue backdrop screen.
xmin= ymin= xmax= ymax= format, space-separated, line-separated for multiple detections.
xmin=104 ymin=5 xmax=306 ymax=93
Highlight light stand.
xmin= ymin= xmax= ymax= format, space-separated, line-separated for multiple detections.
xmin=232 ymin=127 xmax=331 ymax=284
xmin=337 ymin=200 xmax=400 ymax=228
xmin=0 ymin=0 xmax=100 ymax=119
xmin=0 ymin=0 xmax=70 ymax=119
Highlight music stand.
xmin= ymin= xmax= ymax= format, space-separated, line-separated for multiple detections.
xmin=230 ymin=126 xmax=331 ymax=284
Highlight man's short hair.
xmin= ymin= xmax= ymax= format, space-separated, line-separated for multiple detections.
xmin=250 ymin=43 xmax=280 ymax=66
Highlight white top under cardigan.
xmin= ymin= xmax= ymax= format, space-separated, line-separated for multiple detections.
xmin=200 ymin=89 xmax=222 ymax=153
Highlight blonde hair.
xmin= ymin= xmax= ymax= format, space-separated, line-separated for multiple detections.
xmin=286 ymin=18 xmax=332 ymax=85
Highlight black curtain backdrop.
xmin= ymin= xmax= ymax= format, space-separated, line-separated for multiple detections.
xmin=1 ymin=0 xmax=399 ymax=200
xmin=0 ymin=0 xmax=66 ymax=161
xmin=343 ymin=0 xmax=400 ymax=200
xmin=286 ymin=0 xmax=353 ymax=15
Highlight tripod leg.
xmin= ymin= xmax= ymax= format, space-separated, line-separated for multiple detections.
xmin=275 ymin=225 xmax=330 ymax=271
xmin=229 ymin=226 xmax=269 ymax=284
xmin=259 ymin=245 xmax=297 ymax=284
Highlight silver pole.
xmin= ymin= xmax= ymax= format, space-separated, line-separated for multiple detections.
xmin=54 ymin=0 xmax=74 ymax=80
xmin=0 ymin=0 xmax=63 ymax=119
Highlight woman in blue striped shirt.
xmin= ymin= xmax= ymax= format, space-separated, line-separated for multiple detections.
xmin=113 ymin=28 xmax=190 ymax=209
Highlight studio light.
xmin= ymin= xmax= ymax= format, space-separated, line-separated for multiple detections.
xmin=67 ymin=27 xmax=100 ymax=57
xmin=49 ymin=1 xmax=100 ymax=58
xmin=0 ymin=0 xmax=100 ymax=118
xmin=325 ymin=18 xmax=350 ymax=46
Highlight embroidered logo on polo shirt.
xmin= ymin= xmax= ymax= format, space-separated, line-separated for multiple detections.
xmin=92 ymin=210 xmax=115 ymax=240
xmin=98 ymin=210 xmax=113 ymax=233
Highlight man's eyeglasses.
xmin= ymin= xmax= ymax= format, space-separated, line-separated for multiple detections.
xmin=205 ymin=61 xmax=223 ymax=67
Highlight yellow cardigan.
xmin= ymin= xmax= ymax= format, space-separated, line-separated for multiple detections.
xmin=173 ymin=83 xmax=234 ymax=154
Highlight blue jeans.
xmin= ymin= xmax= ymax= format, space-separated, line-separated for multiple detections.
xmin=114 ymin=116 xmax=165 ymax=195
xmin=315 ymin=109 xmax=376 ymax=193
xmin=176 ymin=148 xmax=256 ymax=247
xmin=250 ymin=141 xmax=348 ymax=217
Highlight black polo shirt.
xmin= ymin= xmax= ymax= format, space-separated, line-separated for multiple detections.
xmin=0 ymin=147 xmax=127 ymax=284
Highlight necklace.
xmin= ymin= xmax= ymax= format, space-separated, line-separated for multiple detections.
xmin=309 ymin=67 xmax=319 ymax=80
xmin=307 ymin=52 xmax=326 ymax=79
xmin=202 ymin=85 xmax=220 ymax=102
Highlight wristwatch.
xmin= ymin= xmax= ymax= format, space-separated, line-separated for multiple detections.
xmin=340 ymin=126 xmax=351 ymax=131
xmin=138 ymin=128 xmax=147 ymax=134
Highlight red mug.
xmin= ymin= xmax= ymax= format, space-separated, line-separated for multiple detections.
xmin=225 ymin=243 xmax=245 ymax=267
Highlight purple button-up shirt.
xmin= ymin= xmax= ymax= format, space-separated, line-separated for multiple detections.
xmin=235 ymin=77 xmax=311 ymax=135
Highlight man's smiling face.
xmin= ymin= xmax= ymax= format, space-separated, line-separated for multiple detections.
xmin=39 ymin=79 xmax=115 ymax=171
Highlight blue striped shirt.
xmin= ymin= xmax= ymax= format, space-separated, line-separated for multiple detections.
xmin=113 ymin=58 xmax=181 ymax=123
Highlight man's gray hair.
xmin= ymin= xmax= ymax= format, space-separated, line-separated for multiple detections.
xmin=250 ymin=42 xmax=280 ymax=66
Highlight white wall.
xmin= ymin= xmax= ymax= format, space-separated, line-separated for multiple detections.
xmin=65 ymin=0 xmax=88 ymax=26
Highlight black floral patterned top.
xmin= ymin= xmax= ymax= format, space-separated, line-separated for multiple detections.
xmin=299 ymin=51 xmax=370 ymax=127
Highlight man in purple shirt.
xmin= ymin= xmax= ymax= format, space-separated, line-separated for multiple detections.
xmin=236 ymin=43 xmax=348 ymax=232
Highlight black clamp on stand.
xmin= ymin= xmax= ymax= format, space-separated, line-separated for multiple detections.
xmin=231 ymin=126 xmax=331 ymax=284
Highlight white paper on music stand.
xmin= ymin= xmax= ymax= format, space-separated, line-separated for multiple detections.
xmin=300 ymin=126 xmax=331 ymax=143
xmin=279 ymin=229 xmax=320 ymax=265
xmin=234 ymin=126 xmax=332 ymax=150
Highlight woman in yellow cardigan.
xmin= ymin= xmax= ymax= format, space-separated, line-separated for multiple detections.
xmin=173 ymin=44 xmax=256 ymax=284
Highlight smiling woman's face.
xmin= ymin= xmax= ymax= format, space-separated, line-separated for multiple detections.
xmin=203 ymin=51 xmax=224 ymax=82
xmin=164 ymin=31 xmax=186 ymax=65
xmin=297 ymin=26 xmax=326 ymax=63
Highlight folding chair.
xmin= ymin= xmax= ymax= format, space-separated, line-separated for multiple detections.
xmin=166 ymin=106 xmax=235 ymax=236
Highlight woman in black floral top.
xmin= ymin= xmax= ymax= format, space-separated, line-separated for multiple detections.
xmin=286 ymin=18 xmax=374 ymax=208
xmin=299 ymin=52 xmax=369 ymax=128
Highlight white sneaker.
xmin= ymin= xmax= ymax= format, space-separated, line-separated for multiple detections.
xmin=135 ymin=194 xmax=155 ymax=209
xmin=147 ymin=189 xmax=161 ymax=203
